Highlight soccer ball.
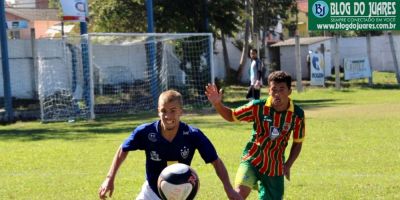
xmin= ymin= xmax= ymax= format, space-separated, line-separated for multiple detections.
xmin=157 ymin=163 xmax=199 ymax=200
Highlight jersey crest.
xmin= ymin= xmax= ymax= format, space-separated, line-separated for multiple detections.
xmin=180 ymin=146 xmax=190 ymax=159
xmin=148 ymin=132 xmax=157 ymax=142
xmin=269 ymin=126 xmax=281 ymax=140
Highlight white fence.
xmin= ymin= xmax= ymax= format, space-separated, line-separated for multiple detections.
xmin=1 ymin=35 xmax=399 ymax=99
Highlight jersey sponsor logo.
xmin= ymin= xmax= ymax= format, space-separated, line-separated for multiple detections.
xmin=150 ymin=151 xmax=161 ymax=161
xmin=263 ymin=116 xmax=272 ymax=122
xmin=148 ymin=132 xmax=157 ymax=142
xmin=269 ymin=126 xmax=281 ymax=140
xmin=183 ymin=131 xmax=189 ymax=135
xmin=180 ymin=146 xmax=190 ymax=159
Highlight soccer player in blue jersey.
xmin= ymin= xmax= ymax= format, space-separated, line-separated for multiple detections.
xmin=99 ymin=90 xmax=242 ymax=200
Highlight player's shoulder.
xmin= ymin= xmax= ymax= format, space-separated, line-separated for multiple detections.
xmin=251 ymin=99 xmax=266 ymax=106
xmin=134 ymin=121 xmax=157 ymax=133
xmin=180 ymin=122 xmax=204 ymax=136
xmin=293 ymin=104 xmax=305 ymax=118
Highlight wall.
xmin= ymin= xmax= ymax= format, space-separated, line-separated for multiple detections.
xmin=92 ymin=44 xmax=147 ymax=82
xmin=279 ymin=39 xmax=333 ymax=80
xmin=0 ymin=40 xmax=35 ymax=98
xmin=213 ymin=37 xmax=251 ymax=82
xmin=278 ymin=35 xmax=400 ymax=79
xmin=339 ymin=36 xmax=400 ymax=72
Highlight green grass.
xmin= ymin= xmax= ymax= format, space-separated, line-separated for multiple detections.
xmin=1 ymin=72 xmax=400 ymax=199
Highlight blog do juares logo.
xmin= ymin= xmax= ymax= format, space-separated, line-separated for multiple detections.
xmin=312 ymin=0 xmax=398 ymax=18
xmin=312 ymin=1 xmax=329 ymax=18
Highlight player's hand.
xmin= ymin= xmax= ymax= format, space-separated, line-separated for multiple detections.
xmin=283 ymin=164 xmax=291 ymax=181
xmin=99 ymin=178 xmax=114 ymax=199
xmin=225 ymin=187 xmax=244 ymax=200
xmin=205 ymin=83 xmax=223 ymax=105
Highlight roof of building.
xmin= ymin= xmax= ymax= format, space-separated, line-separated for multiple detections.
xmin=6 ymin=8 xmax=60 ymax=21
xmin=271 ymin=37 xmax=332 ymax=47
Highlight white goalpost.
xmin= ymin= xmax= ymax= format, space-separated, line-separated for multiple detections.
xmin=38 ymin=33 xmax=214 ymax=122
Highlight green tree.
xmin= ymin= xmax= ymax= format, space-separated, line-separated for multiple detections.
xmin=233 ymin=0 xmax=298 ymax=83
xmin=208 ymin=0 xmax=243 ymax=83
xmin=89 ymin=0 xmax=241 ymax=34
xmin=48 ymin=0 xmax=60 ymax=9
xmin=90 ymin=0 xmax=147 ymax=32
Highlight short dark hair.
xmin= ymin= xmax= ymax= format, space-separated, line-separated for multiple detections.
xmin=268 ymin=71 xmax=292 ymax=89
xmin=249 ymin=48 xmax=258 ymax=57
xmin=158 ymin=90 xmax=183 ymax=108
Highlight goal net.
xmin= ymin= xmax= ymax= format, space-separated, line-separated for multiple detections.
xmin=38 ymin=33 xmax=214 ymax=122
xmin=38 ymin=36 xmax=93 ymax=122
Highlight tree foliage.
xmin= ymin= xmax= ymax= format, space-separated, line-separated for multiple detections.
xmin=90 ymin=0 xmax=147 ymax=32
xmin=88 ymin=0 xmax=242 ymax=35
xmin=208 ymin=0 xmax=243 ymax=37
xmin=48 ymin=0 xmax=60 ymax=9
xmin=254 ymin=0 xmax=297 ymax=33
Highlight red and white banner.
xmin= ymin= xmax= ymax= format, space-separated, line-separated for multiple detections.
xmin=60 ymin=0 xmax=88 ymax=22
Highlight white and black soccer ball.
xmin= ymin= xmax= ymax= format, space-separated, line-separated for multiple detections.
xmin=157 ymin=163 xmax=199 ymax=200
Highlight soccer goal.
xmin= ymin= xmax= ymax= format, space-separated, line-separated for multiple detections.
xmin=38 ymin=33 xmax=215 ymax=122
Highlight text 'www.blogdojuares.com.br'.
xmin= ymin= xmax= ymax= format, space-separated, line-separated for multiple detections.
xmin=316 ymin=22 xmax=396 ymax=30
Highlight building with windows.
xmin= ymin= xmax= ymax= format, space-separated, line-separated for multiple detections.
xmin=5 ymin=0 xmax=60 ymax=39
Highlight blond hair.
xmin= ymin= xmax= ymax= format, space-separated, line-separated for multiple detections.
xmin=158 ymin=90 xmax=183 ymax=108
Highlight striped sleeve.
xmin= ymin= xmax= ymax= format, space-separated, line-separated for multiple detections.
xmin=232 ymin=101 xmax=256 ymax=122
xmin=292 ymin=116 xmax=305 ymax=142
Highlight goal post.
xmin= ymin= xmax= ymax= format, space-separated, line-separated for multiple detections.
xmin=38 ymin=33 xmax=215 ymax=122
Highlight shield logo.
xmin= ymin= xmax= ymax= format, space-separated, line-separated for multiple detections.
xmin=269 ymin=126 xmax=280 ymax=140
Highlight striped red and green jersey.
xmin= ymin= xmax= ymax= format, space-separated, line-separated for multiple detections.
xmin=232 ymin=96 xmax=305 ymax=176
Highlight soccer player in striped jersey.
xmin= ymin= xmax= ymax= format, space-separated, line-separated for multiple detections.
xmin=205 ymin=71 xmax=305 ymax=200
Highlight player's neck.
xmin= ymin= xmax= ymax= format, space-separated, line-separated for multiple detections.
xmin=273 ymin=101 xmax=290 ymax=112
xmin=161 ymin=128 xmax=178 ymax=142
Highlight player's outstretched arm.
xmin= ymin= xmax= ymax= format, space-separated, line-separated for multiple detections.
xmin=211 ymin=158 xmax=243 ymax=200
xmin=99 ymin=146 xmax=129 ymax=199
xmin=205 ymin=84 xmax=234 ymax=122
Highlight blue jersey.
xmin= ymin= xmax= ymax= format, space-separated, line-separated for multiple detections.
xmin=122 ymin=120 xmax=218 ymax=197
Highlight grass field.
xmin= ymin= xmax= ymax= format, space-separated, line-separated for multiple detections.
xmin=1 ymin=72 xmax=400 ymax=199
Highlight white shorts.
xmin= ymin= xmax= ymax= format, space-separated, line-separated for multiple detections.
xmin=136 ymin=181 xmax=161 ymax=200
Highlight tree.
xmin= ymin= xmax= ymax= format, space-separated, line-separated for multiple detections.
xmin=48 ymin=0 xmax=60 ymax=9
xmin=208 ymin=0 xmax=243 ymax=83
xmin=89 ymin=0 xmax=241 ymax=34
xmin=90 ymin=0 xmax=147 ymax=32
xmin=236 ymin=0 xmax=251 ymax=83
xmin=234 ymin=0 xmax=298 ymax=83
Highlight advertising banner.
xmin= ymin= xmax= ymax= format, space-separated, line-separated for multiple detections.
xmin=60 ymin=0 xmax=88 ymax=22
xmin=344 ymin=57 xmax=372 ymax=80
xmin=309 ymin=0 xmax=400 ymax=30
xmin=310 ymin=52 xmax=325 ymax=86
